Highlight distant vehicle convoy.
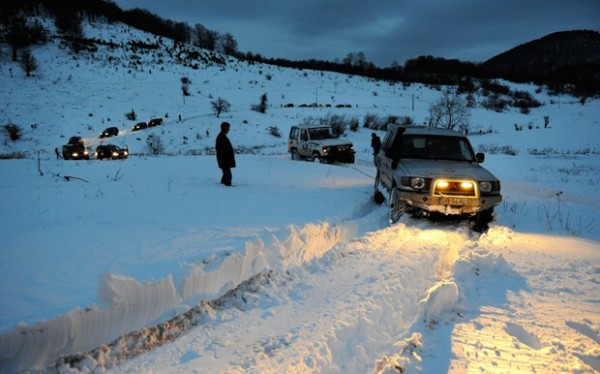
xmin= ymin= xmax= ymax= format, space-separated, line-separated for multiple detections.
xmin=100 ymin=127 xmax=119 ymax=138
xmin=132 ymin=122 xmax=147 ymax=131
xmin=61 ymin=117 xmax=164 ymax=160
xmin=148 ymin=118 xmax=163 ymax=127
xmin=62 ymin=136 xmax=89 ymax=160
xmin=95 ymin=144 xmax=128 ymax=160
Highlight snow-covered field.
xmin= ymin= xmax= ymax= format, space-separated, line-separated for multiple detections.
xmin=0 ymin=20 xmax=599 ymax=373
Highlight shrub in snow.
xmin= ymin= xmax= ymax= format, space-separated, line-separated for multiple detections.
xmin=251 ymin=93 xmax=268 ymax=113
xmin=146 ymin=134 xmax=165 ymax=155
xmin=126 ymin=108 xmax=137 ymax=121
xmin=267 ymin=126 xmax=281 ymax=138
xmin=3 ymin=123 xmax=22 ymax=141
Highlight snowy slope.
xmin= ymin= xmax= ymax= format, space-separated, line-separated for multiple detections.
xmin=0 ymin=19 xmax=599 ymax=373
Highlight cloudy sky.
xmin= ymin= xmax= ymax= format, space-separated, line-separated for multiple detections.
xmin=113 ymin=0 xmax=599 ymax=67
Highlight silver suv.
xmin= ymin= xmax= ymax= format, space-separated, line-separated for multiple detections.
xmin=374 ymin=125 xmax=502 ymax=229
xmin=288 ymin=124 xmax=355 ymax=163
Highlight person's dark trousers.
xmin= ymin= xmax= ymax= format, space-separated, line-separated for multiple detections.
xmin=221 ymin=168 xmax=232 ymax=186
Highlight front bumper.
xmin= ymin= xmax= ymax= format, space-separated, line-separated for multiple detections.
xmin=324 ymin=153 xmax=355 ymax=163
xmin=399 ymin=190 xmax=502 ymax=215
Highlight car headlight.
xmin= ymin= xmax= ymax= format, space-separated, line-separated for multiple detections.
xmin=411 ymin=177 xmax=426 ymax=189
xmin=112 ymin=152 xmax=119 ymax=157
xmin=322 ymin=147 xmax=330 ymax=153
xmin=479 ymin=181 xmax=492 ymax=193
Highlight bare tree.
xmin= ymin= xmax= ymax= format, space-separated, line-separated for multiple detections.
xmin=211 ymin=97 xmax=231 ymax=117
xmin=251 ymin=93 xmax=267 ymax=113
xmin=218 ymin=33 xmax=238 ymax=55
xmin=20 ymin=49 xmax=37 ymax=77
xmin=427 ymin=89 xmax=470 ymax=132
xmin=6 ymin=16 xmax=28 ymax=61
xmin=194 ymin=24 xmax=218 ymax=51
xmin=181 ymin=77 xmax=191 ymax=104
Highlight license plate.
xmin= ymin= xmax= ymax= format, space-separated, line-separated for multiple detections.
xmin=439 ymin=197 xmax=469 ymax=205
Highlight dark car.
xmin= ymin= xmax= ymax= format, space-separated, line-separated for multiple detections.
xmin=100 ymin=127 xmax=119 ymax=138
xmin=62 ymin=136 xmax=90 ymax=160
xmin=95 ymin=144 xmax=129 ymax=160
xmin=133 ymin=122 xmax=147 ymax=131
xmin=148 ymin=118 xmax=163 ymax=127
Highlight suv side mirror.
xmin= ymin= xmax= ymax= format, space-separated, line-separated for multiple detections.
xmin=476 ymin=152 xmax=485 ymax=163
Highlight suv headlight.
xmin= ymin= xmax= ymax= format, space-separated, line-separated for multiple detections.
xmin=411 ymin=177 xmax=426 ymax=189
xmin=479 ymin=181 xmax=492 ymax=193
xmin=322 ymin=146 xmax=330 ymax=154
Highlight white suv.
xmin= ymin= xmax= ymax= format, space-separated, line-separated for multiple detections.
xmin=288 ymin=124 xmax=355 ymax=164
xmin=374 ymin=125 xmax=502 ymax=230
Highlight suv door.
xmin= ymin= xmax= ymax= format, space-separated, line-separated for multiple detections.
xmin=288 ymin=126 xmax=299 ymax=153
xmin=377 ymin=127 xmax=399 ymax=188
xmin=299 ymin=129 xmax=311 ymax=157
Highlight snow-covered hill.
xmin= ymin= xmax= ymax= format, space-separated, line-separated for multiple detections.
xmin=0 ymin=19 xmax=599 ymax=373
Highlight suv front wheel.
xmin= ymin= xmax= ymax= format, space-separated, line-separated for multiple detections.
xmin=373 ymin=172 xmax=386 ymax=204
xmin=312 ymin=153 xmax=323 ymax=163
xmin=389 ymin=187 xmax=407 ymax=224
xmin=291 ymin=149 xmax=302 ymax=161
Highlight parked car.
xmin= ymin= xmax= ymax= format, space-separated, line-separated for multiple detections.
xmin=132 ymin=122 xmax=147 ymax=131
xmin=148 ymin=118 xmax=163 ymax=127
xmin=374 ymin=125 xmax=502 ymax=230
xmin=62 ymin=136 xmax=89 ymax=160
xmin=100 ymin=127 xmax=119 ymax=138
xmin=95 ymin=144 xmax=129 ymax=160
xmin=288 ymin=123 xmax=355 ymax=163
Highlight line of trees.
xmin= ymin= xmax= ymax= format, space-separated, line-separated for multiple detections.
xmin=0 ymin=0 xmax=239 ymax=56
xmin=1 ymin=0 xmax=597 ymax=97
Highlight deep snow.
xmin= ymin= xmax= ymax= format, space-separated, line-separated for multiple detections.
xmin=0 ymin=19 xmax=599 ymax=373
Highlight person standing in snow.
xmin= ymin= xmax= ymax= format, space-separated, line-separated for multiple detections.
xmin=215 ymin=121 xmax=236 ymax=186
xmin=371 ymin=132 xmax=381 ymax=165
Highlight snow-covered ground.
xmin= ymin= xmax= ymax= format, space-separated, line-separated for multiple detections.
xmin=0 ymin=19 xmax=599 ymax=373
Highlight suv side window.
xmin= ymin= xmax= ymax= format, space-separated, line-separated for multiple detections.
xmin=289 ymin=127 xmax=299 ymax=139
xmin=301 ymin=129 xmax=309 ymax=141
xmin=381 ymin=129 xmax=396 ymax=156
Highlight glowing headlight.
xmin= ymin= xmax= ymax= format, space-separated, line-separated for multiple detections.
xmin=322 ymin=147 xmax=330 ymax=153
xmin=411 ymin=177 xmax=426 ymax=189
xmin=72 ymin=152 xmax=79 ymax=157
xmin=479 ymin=181 xmax=492 ymax=193
xmin=436 ymin=180 xmax=449 ymax=188
xmin=461 ymin=182 xmax=474 ymax=189
xmin=112 ymin=152 xmax=119 ymax=157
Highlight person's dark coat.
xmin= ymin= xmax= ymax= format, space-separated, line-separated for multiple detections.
xmin=216 ymin=131 xmax=236 ymax=169
xmin=371 ymin=134 xmax=382 ymax=155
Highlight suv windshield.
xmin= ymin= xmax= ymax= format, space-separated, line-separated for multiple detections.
xmin=399 ymin=135 xmax=475 ymax=161
xmin=309 ymin=127 xmax=335 ymax=140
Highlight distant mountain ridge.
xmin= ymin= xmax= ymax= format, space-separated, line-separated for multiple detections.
xmin=1 ymin=0 xmax=598 ymax=95
xmin=481 ymin=30 xmax=600 ymax=89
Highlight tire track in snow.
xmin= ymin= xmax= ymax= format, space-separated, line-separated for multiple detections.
xmin=82 ymin=218 xmax=476 ymax=373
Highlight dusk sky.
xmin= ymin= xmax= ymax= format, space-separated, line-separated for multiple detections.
xmin=113 ymin=0 xmax=599 ymax=67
